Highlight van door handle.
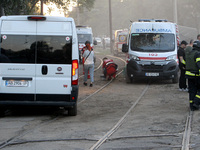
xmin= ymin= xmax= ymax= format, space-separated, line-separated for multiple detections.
xmin=42 ymin=65 xmax=48 ymax=75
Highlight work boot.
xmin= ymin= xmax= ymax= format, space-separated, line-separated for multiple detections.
xmin=191 ymin=103 xmax=199 ymax=111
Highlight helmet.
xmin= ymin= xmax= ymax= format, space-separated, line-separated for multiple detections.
xmin=85 ymin=40 xmax=90 ymax=45
xmin=193 ymin=41 xmax=200 ymax=48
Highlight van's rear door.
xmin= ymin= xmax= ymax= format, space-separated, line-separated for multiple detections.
xmin=35 ymin=21 xmax=73 ymax=101
xmin=0 ymin=20 xmax=36 ymax=101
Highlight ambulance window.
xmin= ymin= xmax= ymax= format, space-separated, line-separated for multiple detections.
xmin=77 ymin=34 xmax=92 ymax=44
xmin=131 ymin=33 xmax=175 ymax=52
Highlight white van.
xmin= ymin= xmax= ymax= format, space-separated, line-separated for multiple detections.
xmin=122 ymin=19 xmax=179 ymax=83
xmin=76 ymin=26 xmax=96 ymax=62
xmin=0 ymin=16 xmax=79 ymax=116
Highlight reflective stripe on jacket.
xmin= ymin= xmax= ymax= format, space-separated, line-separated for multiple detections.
xmin=182 ymin=59 xmax=186 ymax=65
xmin=185 ymin=71 xmax=199 ymax=77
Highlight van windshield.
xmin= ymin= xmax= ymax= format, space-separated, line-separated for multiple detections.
xmin=77 ymin=34 xmax=92 ymax=44
xmin=131 ymin=33 xmax=175 ymax=52
xmin=0 ymin=35 xmax=72 ymax=64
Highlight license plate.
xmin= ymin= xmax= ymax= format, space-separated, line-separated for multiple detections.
xmin=6 ymin=80 xmax=29 ymax=87
xmin=145 ymin=73 xmax=159 ymax=76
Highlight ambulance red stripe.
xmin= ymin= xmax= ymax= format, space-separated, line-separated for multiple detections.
xmin=139 ymin=57 xmax=166 ymax=60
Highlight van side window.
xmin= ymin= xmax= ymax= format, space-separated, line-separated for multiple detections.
xmin=0 ymin=35 xmax=36 ymax=63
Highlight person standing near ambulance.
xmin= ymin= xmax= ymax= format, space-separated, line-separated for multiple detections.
xmin=178 ymin=40 xmax=188 ymax=91
xmin=197 ymin=34 xmax=200 ymax=41
xmin=83 ymin=41 xmax=95 ymax=87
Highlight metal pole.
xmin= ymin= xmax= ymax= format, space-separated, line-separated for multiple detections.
xmin=77 ymin=0 xmax=80 ymax=25
xmin=109 ymin=0 xmax=113 ymax=54
xmin=41 ymin=0 xmax=43 ymax=15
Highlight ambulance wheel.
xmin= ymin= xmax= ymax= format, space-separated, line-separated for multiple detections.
xmin=125 ymin=74 xmax=133 ymax=83
xmin=68 ymin=104 xmax=77 ymax=116
xmin=172 ymin=75 xmax=178 ymax=83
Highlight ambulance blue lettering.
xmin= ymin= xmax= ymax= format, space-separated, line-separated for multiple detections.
xmin=136 ymin=28 xmax=172 ymax=33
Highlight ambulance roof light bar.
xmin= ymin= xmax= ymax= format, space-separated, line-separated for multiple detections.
xmin=138 ymin=19 xmax=168 ymax=22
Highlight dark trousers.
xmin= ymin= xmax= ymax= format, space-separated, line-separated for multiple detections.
xmin=188 ymin=78 xmax=200 ymax=105
xmin=179 ymin=69 xmax=187 ymax=89
xmin=188 ymin=78 xmax=197 ymax=102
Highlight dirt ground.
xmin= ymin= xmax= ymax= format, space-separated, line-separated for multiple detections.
xmin=0 ymin=48 xmax=200 ymax=150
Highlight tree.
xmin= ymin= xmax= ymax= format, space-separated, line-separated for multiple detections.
xmin=0 ymin=0 xmax=41 ymax=15
xmin=78 ymin=0 xmax=95 ymax=12
xmin=0 ymin=0 xmax=95 ymax=16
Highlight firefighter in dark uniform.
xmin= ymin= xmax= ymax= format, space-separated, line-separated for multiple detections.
xmin=178 ymin=40 xmax=188 ymax=91
xmin=185 ymin=40 xmax=200 ymax=111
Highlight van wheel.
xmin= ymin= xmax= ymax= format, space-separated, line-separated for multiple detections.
xmin=0 ymin=106 xmax=6 ymax=117
xmin=172 ymin=74 xmax=178 ymax=83
xmin=68 ymin=104 xmax=77 ymax=116
xmin=125 ymin=73 xmax=133 ymax=83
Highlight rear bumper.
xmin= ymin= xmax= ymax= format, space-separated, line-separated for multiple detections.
xmin=0 ymin=85 xmax=78 ymax=107
xmin=0 ymin=101 xmax=76 ymax=107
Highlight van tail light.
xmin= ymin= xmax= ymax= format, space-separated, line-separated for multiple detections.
xmin=27 ymin=16 xmax=46 ymax=21
xmin=72 ymin=60 xmax=79 ymax=85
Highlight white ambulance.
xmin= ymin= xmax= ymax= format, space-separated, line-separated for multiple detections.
xmin=0 ymin=16 xmax=79 ymax=116
xmin=113 ymin=29 xmax=128 ymax=56
xmin=122 ymin=19 xmax=179 ymax=83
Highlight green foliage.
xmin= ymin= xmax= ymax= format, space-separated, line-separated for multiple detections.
xmin=0 ymin=0 xmax=94 ymax=16
xmin=0 ymin=0 xmax=40 ymax=15
xmin=78 ymin=0 xmax=95 ymax=12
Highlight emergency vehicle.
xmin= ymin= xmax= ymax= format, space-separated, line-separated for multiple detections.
xmin=122 ymin=19 xmax=180 ymax=83
xmin=0 ymin=16 xmax=79 ymax=116
xmin=76 ymin=26 xmax=95 ymax=63
xmin=113 ymin=29 xmax=128 ymax=56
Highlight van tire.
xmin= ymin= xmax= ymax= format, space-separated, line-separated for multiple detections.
xmin=125 ymin=73 xmax=132 ymax=83
xmin=68 ymin=104 xmax=77 ymax=116
xmin=0 ymin=106 xmax=6 ymax=117
xmin=172 ymin=74 xmax=178 ymax=84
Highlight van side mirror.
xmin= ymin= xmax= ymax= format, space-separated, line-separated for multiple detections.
xmin=122 ymin=43 xmax=128 ymax=52
xmin=93 ymin=40 xmax=97 ymax=45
